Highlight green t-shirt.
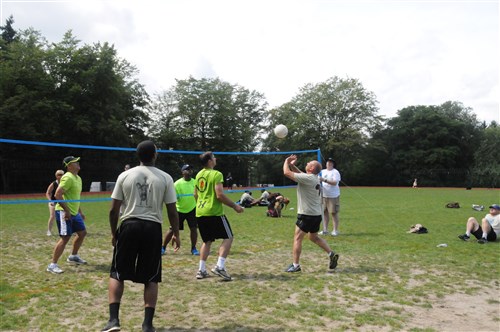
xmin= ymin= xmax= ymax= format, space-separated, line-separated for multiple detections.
xmin=195 ymin=168 xmax=224 ymax=217
xmin=55 ymin=172 xmax=82 ymax=215
xmin=174 ymin=178 xmax=196 ymax=213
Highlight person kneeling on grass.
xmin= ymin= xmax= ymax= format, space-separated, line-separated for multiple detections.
xmin=458 ymin=204 xmax=500 ymax=244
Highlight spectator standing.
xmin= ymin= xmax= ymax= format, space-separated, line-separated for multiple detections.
xmin=225 ymin=172 xmax=233 ymax=190
xmin=318 ymin=158 xmax=341 ymax=236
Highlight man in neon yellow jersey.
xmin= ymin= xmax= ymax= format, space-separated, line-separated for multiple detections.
xmin=47 ymin=156 xmax=87 ymax=274
xmin=194 ymin=152 xmax=244 ymax=281
xmin=162 ymin=164 xmax=200 ymax=255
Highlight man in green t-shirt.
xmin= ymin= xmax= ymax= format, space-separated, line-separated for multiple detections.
xmin=194 ymin=152 xmax=244 ymax=281
xmin=47 ymin=156 xmax=87 ymax=274
xmin=161 ymin=164 xmax=200 ymax=256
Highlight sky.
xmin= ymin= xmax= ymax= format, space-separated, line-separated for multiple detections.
xmin=1 ymin=0 xmax=499 ymax=123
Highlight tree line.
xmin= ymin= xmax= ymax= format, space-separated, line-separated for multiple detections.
xmin=1 ymin=17 xmax=498 ymax=193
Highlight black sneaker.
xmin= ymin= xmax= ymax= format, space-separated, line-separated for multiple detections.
xmin=285 ymin=263 xmax=301 ymax=272
xmin=101 ymin=319 xmax=120 ymax=332
xmin=329 ymin=252 xmax=339 ymax=269
xmin=211 ymin=266 xmax=232 ymax=281
xmin=477 ymin=238 xmax=488 ymax=244
xmin=458 ymin=234 xmax=470 ymax=241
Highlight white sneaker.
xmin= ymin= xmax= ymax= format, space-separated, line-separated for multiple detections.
xmin=318 ymin=231 xmax=329 ymax=235
xmin=67 ymin=255 xmax=87 ymax=264
xmin=47 ymin=263 xmax=64 ymax=274
xmin=331 ymin=230 xmax=339 ymax=236
xmin=46 ymin=230 xmax=52 ymax=236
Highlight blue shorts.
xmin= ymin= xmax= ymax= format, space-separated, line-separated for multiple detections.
xmin=55 ymin=211 xmax=86 ymax=236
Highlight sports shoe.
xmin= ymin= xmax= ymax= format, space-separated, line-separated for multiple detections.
xmin=47 ymin=263 xmax=63 ymax=274
xmin=329 ymin=252 xmax=339 ymax=269
xmin=46 ymin=230 xmax=52 ymax=236
xmin=67 ymin=255 xmax=87 ymax=264
xmin=285 ymin=263 xmax=301 ymax=272
xmin=458 ymin=234 xmax=470 ymax=241
xmin=477 ymin=238 xmax=488 ymax=244
xmin=318 ymin=231 xmax=329 ymax=235
xmin=191 ymin=248 xmax=200 ymax=256
xmin=196 ymin=270 xmax=209 ymax=279
xmin=161 ymin=247 xmax=166 ymax=256
xmin=101 ymin=319 xmax=120 ymax=332
xmin=211 ymin=266 xmax=232 ymax=281
xmin=331 ymin=230 xmax=339 ymax=236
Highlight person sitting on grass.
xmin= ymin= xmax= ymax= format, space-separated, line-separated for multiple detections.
xmin=238 ymin=190 xmax=260 ymax=207
xmin=458 ymin=204 xmax=500 ymax=244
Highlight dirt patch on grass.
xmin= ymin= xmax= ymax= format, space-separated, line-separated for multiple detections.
xmin=405 ymin=291 xmax=500 ymax=331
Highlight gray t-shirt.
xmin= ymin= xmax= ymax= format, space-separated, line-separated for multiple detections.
xmin=112 ymin=166 xmax=176 ymax=224
xmin=294 ymin=173 xmax=322 ymax=216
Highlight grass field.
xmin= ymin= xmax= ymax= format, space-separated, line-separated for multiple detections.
xmin=1 ymin=187 xmax=499 ymax=331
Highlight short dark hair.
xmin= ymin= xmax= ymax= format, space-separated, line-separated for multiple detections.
xmin=137 ymin=140 xmax=156 ymax=163
xmin=312 ymin=161 xmax=322 ymax=175
xmin=199 ymin=151 xmax=214 ymax=166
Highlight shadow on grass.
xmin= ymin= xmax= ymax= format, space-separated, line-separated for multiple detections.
xmin=336 ymin=232 xmax=385 ymax=237
xmin=329 ymin=266 xmax=387 ymax=274
xmin=231 ymin=273 xmax=297 ymax=281
xmin=80 ymin=263 xmax=111 ymax=273
xmin=158 ymin=326 xmax=286 ymax=332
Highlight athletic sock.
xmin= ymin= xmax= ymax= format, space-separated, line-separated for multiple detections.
xmin=217 ymin=256 xmax=226 ymax=269
xmin=109 ymin=302 xmax=120 ymax=321
xmin=293 ymin=263 xmax=299 ymax=268
xmin=482 ymin=232 xmax=487 ymax=239
xmin=143 ymin=307 xmax=155 ymax=328
xmin=465 ymin=231 xmax=471 ymax=237
xmin=199 ymin=260 xmax=206 ymax=272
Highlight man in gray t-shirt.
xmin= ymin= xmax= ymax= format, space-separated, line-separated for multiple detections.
xmin=282 ymin=154 xmax=339 ymax=273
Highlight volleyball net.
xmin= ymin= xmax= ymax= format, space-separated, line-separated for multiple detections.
xmin=0 ymin=138 xmax=320 ymax=204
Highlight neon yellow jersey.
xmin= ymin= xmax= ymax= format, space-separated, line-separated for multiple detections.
xmin=174 ymin=178 xmax=196 ymax=213
xmin=55 ymin=172 xmax=82 ymax=215
xmin=195 ymin=168 xmax=224 ymax=217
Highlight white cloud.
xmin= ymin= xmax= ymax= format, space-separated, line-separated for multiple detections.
xmin=1 ymin=0 xmax=498 ymax=122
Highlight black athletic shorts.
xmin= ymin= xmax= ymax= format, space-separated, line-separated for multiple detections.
xmin=472 ymin=226 xmax=498 ymax=241
xmin=296 ymin=214 xmax=322 ymax=233
xmin=176 ymin=208 xmax=197 ymax=231
xmin=196 ymin=215 xmax=233 ymax=243
xmin=110 ymin=218 xmax=162 ymax=284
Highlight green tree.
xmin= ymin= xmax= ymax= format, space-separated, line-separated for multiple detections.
xmin=364 ymin=102 xmax=482 ymax=186
xmin=149 ymin=77 xmax=267 ymax=184
xmin=0 ymin=24 xmax=149 ymax=193
xmin=0 ymin=15 xmax=17 ymax=46
xmin=261 ymin=76 xmax=383 ymax=184
xmin=471 ymin=123 xmax=499 ymax=187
